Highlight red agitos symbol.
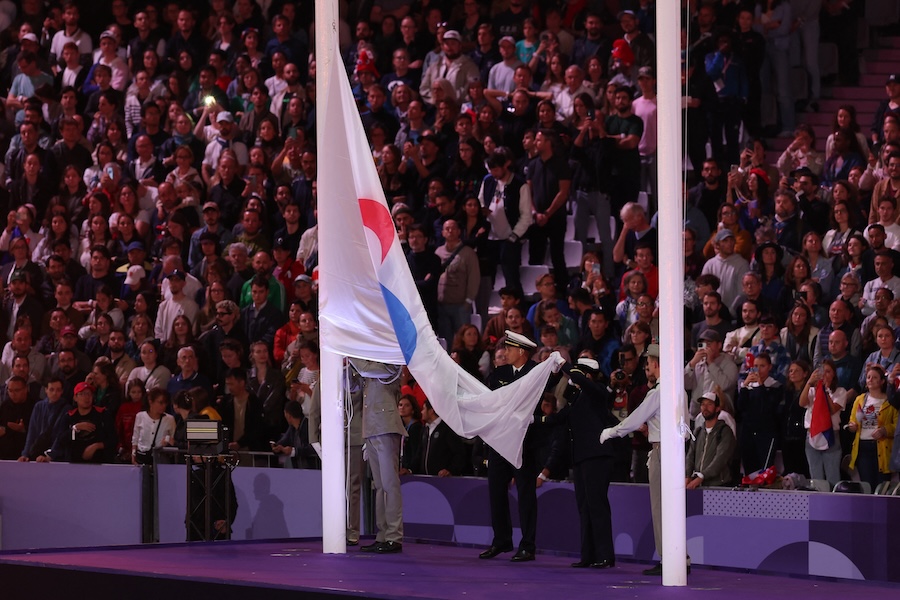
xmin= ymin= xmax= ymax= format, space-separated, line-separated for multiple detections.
xmin=358 ymin=198 xmax=394 ymax=263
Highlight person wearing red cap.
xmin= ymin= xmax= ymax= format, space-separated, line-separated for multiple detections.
xmin=38 ymin=381 xmax=115 ymax=463
xmin=353 ymin=47 xmax=380 ymax=105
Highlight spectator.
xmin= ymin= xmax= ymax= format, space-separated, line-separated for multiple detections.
xmin=18 ymin=377 xmax=68 ymax=461
xmin=220 ymin=367 xmax=266 ymax=451
xmin=685 ymin=391 xmax=736 ymax=488
xmin=861 ymin=252 xmax=900 ymax=316
xmin=571 ymin=13 xmax=611 ymax=73
xmin=412 ymin=399 xmax=466 ymax=476
xmin=272 ymin=400 xmax=318 ymax=469
xmin=434 ymin=219 xmax=480 ymax=342
xmin=241 ymin=276 xmax=286 ymax=352
xmin=702 ymin=204 xmax=753 ymax=261
xmin=127 ymin=339 xmax=172 ymax=391
xmin=573 ymin=309 xmax=620 ymax=378
xmin=704 ymin=31 xmax=747 ymax=167
xmin=419 ymin=31 xmax=479 ymax=106
xmin=487 ymin=36 xmax=522 ymax=94
xmin=847 ymin=365 xmax=897 ymax=492
xmin=737 ymin=352 xmax=782 ymax=475
xmin=687 ymin=158 xmax=727 ymax=229
xmin=0 ymin=375 xmax=35 ymax=460
xmin=685 ymin=328 xmax=739 ymax=417
xmin=700 ymin=229 xmax=750 ymax=311
xmin=41 ymin=381 xmax=116 ymax=464
xmin=798 ymin=359 xmax=848 ymax=486
xmin=603 ymin=85 xmax=643 ymax=210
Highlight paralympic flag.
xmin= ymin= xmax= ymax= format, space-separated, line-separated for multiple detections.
xmin=808 ymin=381 xmax=835 ymax=451
xmin=317 ymin=44 xmax=561 ymax=468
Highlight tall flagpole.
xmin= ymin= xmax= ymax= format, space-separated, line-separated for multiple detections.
xmin=316 ymin=0 xmax=348 ymax=554
xmin=656 ymin=2 xmax=687 ymax=586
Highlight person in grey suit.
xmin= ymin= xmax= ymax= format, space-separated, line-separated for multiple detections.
xmin=350 ymin=358 xmax=407 ymax=553
xmin=308 ymin=364 xmax=366 ymax=545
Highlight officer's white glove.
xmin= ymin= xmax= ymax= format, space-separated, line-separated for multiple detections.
xmin=550 ymin=351 xmax=566 ymax=372
xmin=599 ymin=428 xmax=615 ymax=444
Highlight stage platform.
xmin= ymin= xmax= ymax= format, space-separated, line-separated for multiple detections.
xmin=1 ymin=539 xmax=895 ymax=600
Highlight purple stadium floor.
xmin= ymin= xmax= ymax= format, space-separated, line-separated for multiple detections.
xmin=1 ymin=539 xmax=895 ymax=599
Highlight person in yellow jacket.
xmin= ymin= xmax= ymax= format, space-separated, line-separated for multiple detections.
xmin=848 ymin=365 xmax=898 ymax=492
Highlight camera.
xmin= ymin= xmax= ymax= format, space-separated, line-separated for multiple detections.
xmin=609 ymin=369 xmax=630 ymax=389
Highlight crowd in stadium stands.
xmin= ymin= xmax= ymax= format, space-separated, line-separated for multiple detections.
xmin=0 ymin=0 xmax=897 ymax=494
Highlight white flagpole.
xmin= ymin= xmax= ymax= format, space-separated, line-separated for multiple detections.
xmin=316 ymin=0 xmax=348 ymax=555
xmin=656 ymin=2 xmax=687 ymax=586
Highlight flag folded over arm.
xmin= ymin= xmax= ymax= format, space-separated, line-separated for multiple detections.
xmin=316 ymin=44 xmax=561 ymax=468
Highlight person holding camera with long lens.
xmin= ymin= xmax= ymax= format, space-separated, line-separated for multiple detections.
xmin=608 ymin=343 xmax=646 ymax=481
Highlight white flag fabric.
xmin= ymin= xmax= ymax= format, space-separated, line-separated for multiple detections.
xmin=317 ymin=45 xmax=561 ymax=468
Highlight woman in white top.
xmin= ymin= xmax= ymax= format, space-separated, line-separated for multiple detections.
xmin=800 ymin=231 xmax=834 ymax=296
xmin=33 ymin=211 xmax=78 ymax=265
xmin=824 ymin=105 xmax=870 ymax=161
xmin=109 ymin=181 xmax=152 ymax=239
xmin=290 ymin=340 xmax=320 ymax=416
xmin=131 ymin=387 xmax=176 ymax=464
xmin=0 ymin=205 xmax=43 ymax=255
xmin=127 ymin=340 xmax=172 ymax=391
xmin=799 ymin=359 xmax=847 ymax=485
xmin=821 ymin=198 xmax=862 ymax=267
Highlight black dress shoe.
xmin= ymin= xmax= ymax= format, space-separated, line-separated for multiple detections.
xmin=374 ymin=541 xmax=402 ymax=554
xmin=642 ymin=562 xmax=690 ymax=576
xmin=360 ymin=541 xmax=383 ymax=552
xmin=510 ymin=549 xmax=535 ymax=562
xmin=346 ymin=539 xmax=359 ymax=547
xmin=570 ymin=560 xmax=592 ymax=568
xmin=479 ymin=545 xmax=513 ymax=559
xmin=590 ymin=559 xmax=615 ymax=569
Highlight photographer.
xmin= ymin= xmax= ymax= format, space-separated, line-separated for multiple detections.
xmin=608 ymin=344 xmax=647 ymax=481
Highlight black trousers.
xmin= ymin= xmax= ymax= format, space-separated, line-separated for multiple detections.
xmin=528 ymin=214 xmax=568 ymax=294
xmin=487 ymin=238 xmax=523 ymax=293
xmin=487 ymin=446 xmax=538 ymax=552
xmin=740 ymin=430 xmax=776 ymax=476
xmin=573 ymin=456 xmax=615 ymax=563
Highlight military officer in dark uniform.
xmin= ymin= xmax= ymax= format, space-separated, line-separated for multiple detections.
xmin=559 ymin=357 xmax=620 ymax=569
xmin=479 ymin=330 xmax=542 ymax=562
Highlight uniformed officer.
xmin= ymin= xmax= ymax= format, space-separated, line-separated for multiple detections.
xmin=600 ymin=344 xmax=685 ymax=576
xmin=560 ymin=357 xmax=620 ymax=568
xmin=479 ymin=330 xmax=542 ymax=562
